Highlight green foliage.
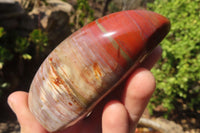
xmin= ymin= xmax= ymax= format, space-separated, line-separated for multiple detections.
xmin=0 ymin=46 xmax=13 ymax=65
xmin=71 ymin=0 xmax=94 ymax=30
xmin=0 ymin=27 xmax=13 ymax=68
xmin=147 ymin=0 xmax=200 ymax=115
xmin=29 ymin=29 xmax=48 ymax=53
xmin=0 ymin=27 xmax=5 ymax=38
xmin=0 ymin=28 xmax=48 ymax=97
xmin=108 ymin=1 xmax=121 ymax=13
xmin=15 ymin=36 xmax=30 ymax=54
xmin=0 ymin=28 xmax=47 ymax=65
xmin=76 ymin=0 xmax=94 ymax=26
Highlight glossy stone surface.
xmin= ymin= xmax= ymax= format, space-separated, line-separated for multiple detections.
xmin=28 ymin=10 xmax=170 ymax=132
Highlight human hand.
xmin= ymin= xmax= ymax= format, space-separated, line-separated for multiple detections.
xmin=8 ymin=46 xmax=162 ymax=133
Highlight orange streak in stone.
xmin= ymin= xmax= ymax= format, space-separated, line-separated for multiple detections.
xmin=93 ymin=62 xmax=102 ymax=79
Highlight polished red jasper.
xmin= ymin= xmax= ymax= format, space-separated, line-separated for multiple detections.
xmin=28 ymin=10 xmax=170 ymax=132
xmin=73 ymin=10 xmax=170 ymax=69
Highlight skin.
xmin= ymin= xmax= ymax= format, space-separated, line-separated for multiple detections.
xmin=7 ymin=46 xmax=162 ymax=133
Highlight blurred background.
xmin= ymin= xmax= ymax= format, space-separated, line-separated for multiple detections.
xmin=0 ymin=0 xmax=199 ymax=132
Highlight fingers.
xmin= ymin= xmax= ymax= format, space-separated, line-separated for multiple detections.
xmin=7 ymin=91 xmax=48 ymax=133
xmin=102 ymin=67 xmax=156 ymax=133
xmin=123 ymin=68 xmax=156 ymax=132
xmin=101 ymin=46 xmax=161 ymax=133
xmin=102 ymin=100 xmax=129 ymax=133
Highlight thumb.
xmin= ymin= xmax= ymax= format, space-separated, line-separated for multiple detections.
xmin=7 ymin=91 xmax=48 ymax=133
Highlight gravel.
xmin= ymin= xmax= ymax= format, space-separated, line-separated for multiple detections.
xmin=0 ymin=121 xmax=20 ymax=133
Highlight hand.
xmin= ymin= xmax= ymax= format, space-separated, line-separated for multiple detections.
xmin=8 ymin=46 xmax=162 ymax=133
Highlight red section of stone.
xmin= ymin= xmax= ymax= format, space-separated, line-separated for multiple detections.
xmin=77 ymin=10 xmax=170 ymax=69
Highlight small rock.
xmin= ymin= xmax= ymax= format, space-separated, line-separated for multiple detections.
xmin=0 ymin=0 xmax=24 ymax=19
xmin=29 ymin=0 xmax=74 ymax=45
xmin=181 ymin=119 xmax=187 ymax=124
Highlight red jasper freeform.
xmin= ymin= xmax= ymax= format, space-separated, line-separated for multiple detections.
xmin=28 ymin=10 xmax=170 ymax=132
